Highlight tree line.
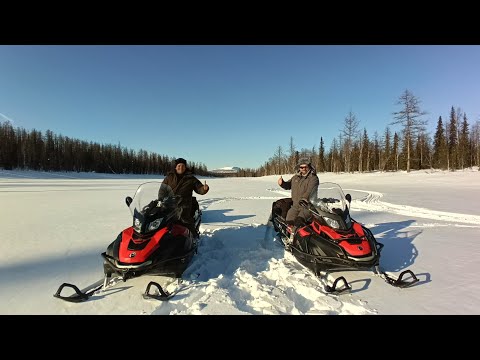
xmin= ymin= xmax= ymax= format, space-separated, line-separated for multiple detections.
xmin=1 ymin=89 xmax=479 ymax=177
xmin=0 ymin=124 xmax=210 ymax=176
xmin=255 ymin=89 xmax=480 ymax=176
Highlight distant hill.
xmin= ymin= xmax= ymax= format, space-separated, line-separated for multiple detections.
xmin=210 ymin=166 xmax=240 ymax=174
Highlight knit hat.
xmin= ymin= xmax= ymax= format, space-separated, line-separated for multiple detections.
xmin=297 ymin=157 xmax=311 ymax=168
xmin=175 ymin=158 xmax=187 ymax=166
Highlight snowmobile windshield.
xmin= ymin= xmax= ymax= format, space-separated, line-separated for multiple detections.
xmin=129 ymin=182 xmax=177 ymax=217
xmin=309 ymin=182 xmax=349 ymax=216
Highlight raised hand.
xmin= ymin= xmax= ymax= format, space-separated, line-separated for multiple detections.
xmin=203 ymin=180 xmax=209 ymax=192
xmin=277 ymin=176 xmax=283 ymax=186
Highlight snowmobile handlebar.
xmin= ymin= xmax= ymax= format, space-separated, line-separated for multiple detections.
xmin=319 ymin=197 xmax=340 ymax=204
xmin=299 ymin=199 xmax=310 ymax=208
xmin=300 ymin=198 xmax=340 ymax=208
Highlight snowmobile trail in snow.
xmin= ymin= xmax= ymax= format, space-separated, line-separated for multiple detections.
xmin=347 ymin=188 xmax=480 ymax=226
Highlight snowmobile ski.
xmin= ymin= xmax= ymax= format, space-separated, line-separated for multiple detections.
xmin=322 ymin=275 xmax=351 ymax=294
xmin=53 ymin=275 xmax=122 ymax=303
xmin=375 ymin=267 xmax=419 ymax=288
xmin=54 ymin=281 xmax=103 ymax=303
xmin=143 ymin=280 xmax=176 ymax=301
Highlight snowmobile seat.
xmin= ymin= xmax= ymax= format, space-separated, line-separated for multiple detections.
xmin=272 ymin=198 xmax=293 ymax=220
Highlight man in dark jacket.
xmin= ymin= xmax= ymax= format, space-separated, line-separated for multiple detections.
xmin=278 ymin=157 xmax=319 ymax=240
xmin=161 ymin=158 xmax=209 ymax=236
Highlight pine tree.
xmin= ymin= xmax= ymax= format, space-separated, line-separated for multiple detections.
xmin=361 ymin=128 xmax=370 ymax=172
xmin=433 ymin=116 xmax=447 ymax=169
xmin=318 ymin=137 xmax=325 ymax=172
xmin=448 ymin=106 xmax=458 ymax=170
xmin=458 ymin=113 xmax=470 ymax=169
xmin=373 ymin=131 xmax=381 ymax=171
xmin=383 ymin=127 xmax=391 ymax=171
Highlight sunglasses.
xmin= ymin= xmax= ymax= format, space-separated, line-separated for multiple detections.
xmin=299 ymin=166 xmax=308 ymax=169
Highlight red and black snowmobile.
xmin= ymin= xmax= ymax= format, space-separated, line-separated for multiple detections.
xmin=270 ymin=182 xmax=419 ymax=294
xmin=54 ymin=182 xmax=201 ymax=302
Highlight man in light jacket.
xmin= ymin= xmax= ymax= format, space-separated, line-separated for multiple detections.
xmin=278 ymin=157 xmax=319 ymax=240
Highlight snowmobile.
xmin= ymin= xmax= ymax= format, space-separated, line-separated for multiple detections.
xmin=54 ymin=181 xmax=201 ymax=302
xmin=270 ymin=182 xmax=419 ymax=294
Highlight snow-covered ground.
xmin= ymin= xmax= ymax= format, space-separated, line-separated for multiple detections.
xmin=1 ymin=168 xmax=479 ymax=315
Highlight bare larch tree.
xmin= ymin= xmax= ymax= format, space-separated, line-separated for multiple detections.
xmin=391 ymin=89 xmax=428 ymax=172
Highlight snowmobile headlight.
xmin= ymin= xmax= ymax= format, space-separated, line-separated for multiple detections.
xmin=325 ymin=217 xmax=340 ymax=229
xmin=148 ymin=218 xmax=163 ymax=232
xmin=134 ymin=218 xmax=142 ymax=232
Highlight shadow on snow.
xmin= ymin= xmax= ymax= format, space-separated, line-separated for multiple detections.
xmin=370 ymin=219 xmax=420 ymax=272
xmin=201 ymin=209 xmax=255 ymax=224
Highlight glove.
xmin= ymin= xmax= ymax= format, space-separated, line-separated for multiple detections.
xmin=299 ymin=199 xmax=309 ymax=207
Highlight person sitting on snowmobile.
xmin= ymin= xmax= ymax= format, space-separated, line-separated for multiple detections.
xmin=277 ymin=157 xmax=319 ymax=240
xmin=159 ymin=157 xmax=209 ymax=236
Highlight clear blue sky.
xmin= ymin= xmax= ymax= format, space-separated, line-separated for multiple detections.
xmin=1 ymin=45 xmax=479 ymax=170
